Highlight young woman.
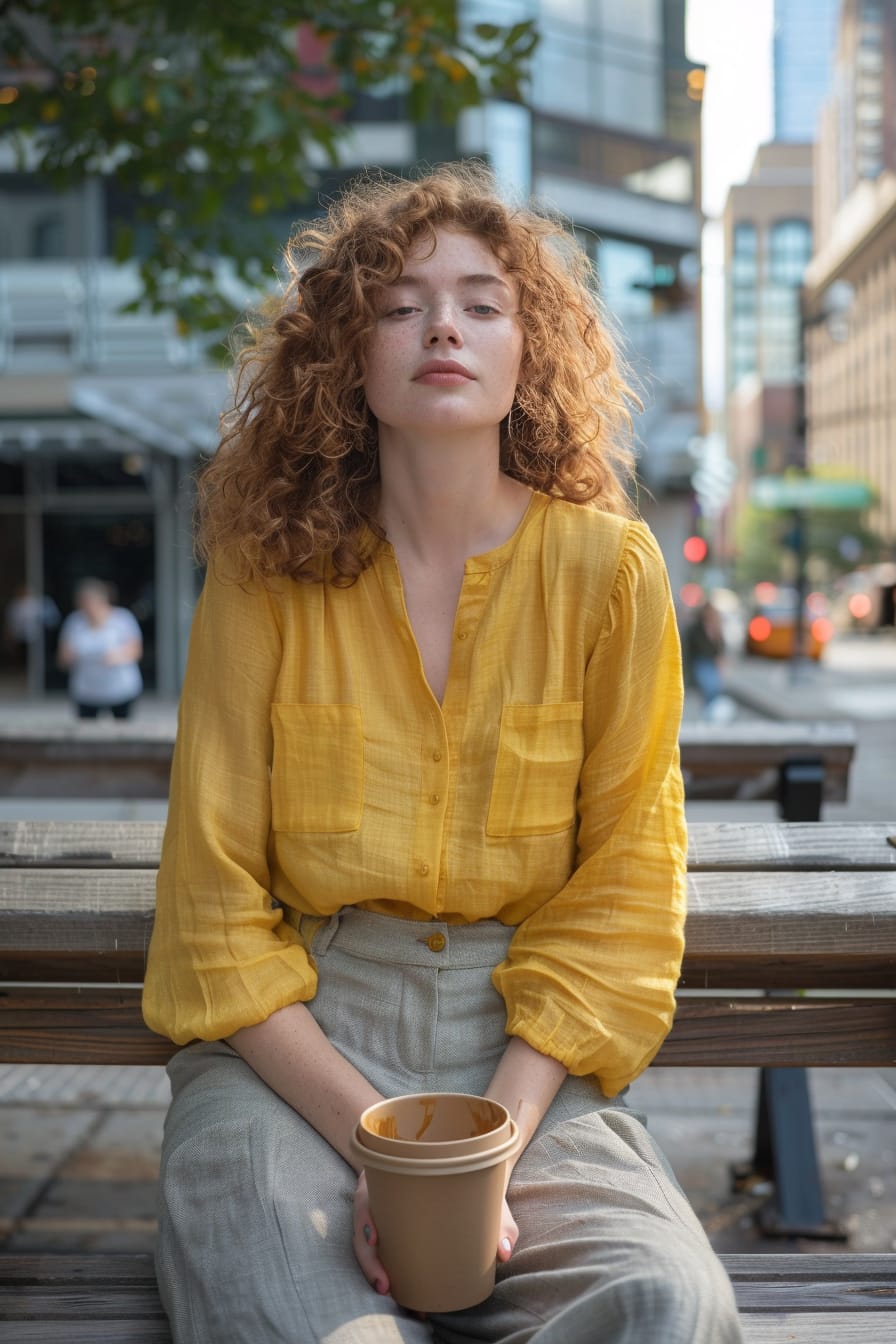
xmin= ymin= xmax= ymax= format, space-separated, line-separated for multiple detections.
xmin=143 ymin=164 xmax=743 ymax=1343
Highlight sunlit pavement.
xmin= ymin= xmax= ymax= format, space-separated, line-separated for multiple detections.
xmin=724 ymin=631 xmax=896 ymax=723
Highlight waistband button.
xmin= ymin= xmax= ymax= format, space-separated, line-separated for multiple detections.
xmin=427 ymin=932 xmax=447 ymax=953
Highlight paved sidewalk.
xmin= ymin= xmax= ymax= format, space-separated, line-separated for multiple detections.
xmin=723 ymin=631 xmax=896 ymax=723
xmin=1 ymin=1062 xmax=894 ymax=1256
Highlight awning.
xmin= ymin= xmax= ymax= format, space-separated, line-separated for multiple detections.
xmin=70 ymin=371 xmax=232 ymax=457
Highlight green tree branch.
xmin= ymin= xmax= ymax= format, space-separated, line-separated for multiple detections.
xmin=1 ymin=0 xmax=537 ymax=332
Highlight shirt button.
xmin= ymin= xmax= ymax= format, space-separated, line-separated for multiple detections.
xmin=419 ymin=862 xmax=430 ymax=876
xmin=457 ymin=631 xmax=468 ymax=641
xmin=432 ymin=750 xmax=442 ymax=762
xmin=429 ymin=793 xmax=440 ymax=805
xmin=427 ymin=933 xmax=446 ymax=952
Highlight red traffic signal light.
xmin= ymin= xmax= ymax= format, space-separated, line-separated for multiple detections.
xmin=682 ymin=535 xmax=708 ymax=564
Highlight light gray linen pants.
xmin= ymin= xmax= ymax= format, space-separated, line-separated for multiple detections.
xmin=156 ymin=909 xmax=743 ymax=1343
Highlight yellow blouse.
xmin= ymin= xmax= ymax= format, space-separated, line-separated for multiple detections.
xmin=142 ymin=491 xmax=687 ymax=1097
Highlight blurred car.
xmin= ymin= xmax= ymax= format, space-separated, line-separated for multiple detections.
xmin=744 ymin=585 xmax=834 ymax=660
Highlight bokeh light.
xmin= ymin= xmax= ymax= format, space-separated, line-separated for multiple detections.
xmin=811 ymin=617 xmax=835 ymax=644
xmin=680 ymin=583 xmax=704 ymax=607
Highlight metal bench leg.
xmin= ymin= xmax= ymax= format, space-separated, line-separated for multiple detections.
xmin=777 ymin=758 xmax=825 ymax=823
xmin=733 ymin=1066 xmax=847 ymax=1239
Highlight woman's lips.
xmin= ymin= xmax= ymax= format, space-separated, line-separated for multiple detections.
xmin=414 ymin=370 xmax=474 ymax=385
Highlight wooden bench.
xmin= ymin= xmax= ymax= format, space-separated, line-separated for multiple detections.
xmin=0 ymin=718 xmax=856 ymax=817
xmin=1 ymin=818 xmax=895 ymax=1341
xmin=679 ymin=719 xmax=856 ymax=820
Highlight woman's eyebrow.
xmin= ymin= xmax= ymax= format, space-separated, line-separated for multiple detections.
xmin=386 ymin=272 xmax=512 ymax=294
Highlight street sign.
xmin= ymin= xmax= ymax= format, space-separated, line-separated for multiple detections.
xmin=751 ymin=476 xmax=874 ymax=511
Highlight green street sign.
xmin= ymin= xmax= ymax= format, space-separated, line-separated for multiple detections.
xmin=751 ymin=476 xmax=874 ymax=510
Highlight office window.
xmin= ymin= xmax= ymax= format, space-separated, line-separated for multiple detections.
xmin=768 ymin=219 xmax=811 ymax=285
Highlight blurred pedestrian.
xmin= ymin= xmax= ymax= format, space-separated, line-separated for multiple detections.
xmin=3 ymin=584 xmax=60 ymax=668
xmin=56 ymin=578 xmax=143 ymax=719
xmin=683 ymin=600 xmax=732 ymax=720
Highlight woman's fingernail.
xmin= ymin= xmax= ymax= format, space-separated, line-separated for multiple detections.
xmin=363 ymin=1224 xmax=372 ymax=1244
xmin=500 ymin=1237 xmax=512 ymax=1253
xmin=375 ymin=1278 xmax=388 ymax=1294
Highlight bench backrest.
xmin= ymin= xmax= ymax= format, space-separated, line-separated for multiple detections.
xmin=0 ymin=721 xmax=857 ymax=805
xmin=1 ymin=820 xmax=894 ymax=1069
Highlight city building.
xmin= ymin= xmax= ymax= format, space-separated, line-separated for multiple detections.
xmin=773 ymin=0 xmax=841 ymax=142
xmin=1 ymin=1 xmax=704 ymax=694
xmin=722 ymin=142 xmax=814 ymax=554
xmin=804 ymin=0 xmax=896 ymax=550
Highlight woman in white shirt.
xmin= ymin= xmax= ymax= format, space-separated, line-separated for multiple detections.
xmin=57 ymin=578 xmax=143 ymax=718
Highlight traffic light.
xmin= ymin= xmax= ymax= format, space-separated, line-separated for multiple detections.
xmin=682 ymin=535 xmax=708 ymax=565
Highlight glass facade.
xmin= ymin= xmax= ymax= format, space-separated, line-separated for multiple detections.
xmin=533 ymin=0 xmax=663 ymax=135
xmin=855 ymin=0 xmax=886 ymax=180
xmin=729 ymin=216 xmax=812 ymax=390
xmin=533 ymin=118 xmax=692 ymax=200
xmin=730 ymin=222 xmax=758 ymax=387
xmin=773 ymin=0 xmax=840 ymax=141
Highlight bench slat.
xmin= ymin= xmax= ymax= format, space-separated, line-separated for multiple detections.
xmin=0 ymin=720 xmax=856 ymax=803
xmin=1 ymin=1325 xmax=171 ymax=1342
xmin=6 ymin=1312 xmax=892 ymax=1343
xmin=0 ymin=1288 xmax=166 ymax=1321
xmin=3 ymin=868 xmax=894 ymax=988
xmin=740 ymin=1317 xmax=896 ymax=1342
xmin=2 ymin=1253 xmax=895 ymax=1341
xmin=686 ymin=822 xmax=896 ymax=871
xmin=1 ymin=988 xmax=892 ymax=1068
xmin=0 ymin=821 xmax=164 ymax=868
xmin=4 ymin=819 xmax=893 ymax=870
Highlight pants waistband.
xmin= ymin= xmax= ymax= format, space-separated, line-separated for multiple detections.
xmin=295 ymin=906 xmax=515 ymax=970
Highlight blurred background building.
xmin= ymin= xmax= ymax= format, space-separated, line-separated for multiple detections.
xmin=718 ymin=0 xmax=839 ymax=565
xmin=0 ymin=0 xmax=705 ymax=695
xmin=715 ymin=0 xmax=896 ymax=605
xmin=804 ymin=0 xmax=896 ymax=550
xmin=12 ymin=2 xmax=895 ymax=693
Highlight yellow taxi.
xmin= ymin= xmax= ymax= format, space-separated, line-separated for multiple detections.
xmin=744 ymin=585 xmax=834 ymax=661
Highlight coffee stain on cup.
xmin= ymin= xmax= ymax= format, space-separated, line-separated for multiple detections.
xmin=468 ymin=1099 xmax=500 ymax=1136
xmin=414 ymin=1098 xmax=436 ymax=1140
xmin=370 ymin=1114 xmax=399 ymax=1139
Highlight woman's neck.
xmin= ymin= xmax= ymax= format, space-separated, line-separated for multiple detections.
xmin=376 ymin=431 xmax=530 ymax=566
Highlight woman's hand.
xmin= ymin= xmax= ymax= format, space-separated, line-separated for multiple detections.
xmin=353 ymin=1171 xmax=390 ymax=1296
xmin=497 ymin=1196 xmax=519 ymax=1263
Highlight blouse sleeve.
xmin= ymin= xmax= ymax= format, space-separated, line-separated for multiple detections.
xmin=142 ymin=556 xmax=317 ymax=1045
xmin=491 ymin=521 xmax=687 ymax=1097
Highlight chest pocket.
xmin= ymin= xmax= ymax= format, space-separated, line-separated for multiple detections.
xmin=270 ymin=704 xmax=363 ymax=833
xmin=486 ymin=702 xmax=584 ymax=838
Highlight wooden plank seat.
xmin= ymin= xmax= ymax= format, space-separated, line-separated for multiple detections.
xmin=1 ymin=1251 xmax=895 ymax=1342
xmin=1 ymin=818 xmax=895 ymax=1340
xmin=0 ymin=719 xmax=857 ymax=811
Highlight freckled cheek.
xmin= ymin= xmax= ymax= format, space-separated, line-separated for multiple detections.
xmin=362 ymin=346 xmax=401 ymax=417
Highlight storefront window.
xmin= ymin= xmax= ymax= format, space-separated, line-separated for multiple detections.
xmin=53 ymin=453 xmax=152 ymax=492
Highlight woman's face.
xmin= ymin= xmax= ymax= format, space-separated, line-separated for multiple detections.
xmin=78 ymin=589 xmax=109 ymax=624
xmin=363 ymin=227 xmax=524 ymax=441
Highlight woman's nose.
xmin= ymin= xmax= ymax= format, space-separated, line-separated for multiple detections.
xmin=424 ymin=302 xmax=462 ymax=346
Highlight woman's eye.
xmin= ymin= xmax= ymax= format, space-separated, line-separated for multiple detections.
xmin=385 ymin=305 xmax=418 ymax=317
xmin=468 ymin=303 xmax=499 ymax=316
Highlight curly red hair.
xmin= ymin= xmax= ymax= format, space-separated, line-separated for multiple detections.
xmin=197 ymin=161 xmax=640 ymax=584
